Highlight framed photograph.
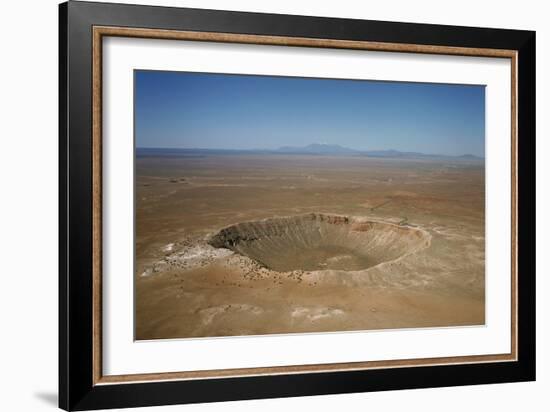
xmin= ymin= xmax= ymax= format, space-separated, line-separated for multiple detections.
xmin=59 ymin=1 xmax=535 ymax=410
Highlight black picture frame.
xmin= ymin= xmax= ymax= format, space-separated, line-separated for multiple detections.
xmin=59 ymin=1 xmax=536 ymax=410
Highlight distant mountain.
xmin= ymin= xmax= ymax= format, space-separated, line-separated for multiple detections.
xmin=361 ymin=150 xmax=483 ymax=160
xmin=137 ymin=146 xmax=484 ymax=161
xmin=457 ymin=154 xmax=483 ymax=160
xmin=276 ymin=143 xmax=357 ymax=154
xmin=273 ymin=145 xmax=483 ymax=159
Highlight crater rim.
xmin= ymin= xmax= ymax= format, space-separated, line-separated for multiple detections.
xmin=208 ymin=213 xmax=431 ymax=273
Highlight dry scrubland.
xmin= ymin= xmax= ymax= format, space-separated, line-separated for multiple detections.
xmin=135 ymin=154 xmax=485 ymax=340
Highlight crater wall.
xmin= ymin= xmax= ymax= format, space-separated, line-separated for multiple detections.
xmin=208 ymin=214 xmax=431 ymax=272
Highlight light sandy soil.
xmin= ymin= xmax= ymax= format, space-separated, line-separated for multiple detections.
xmin=135 ymin=154 xmax=485 ymax=340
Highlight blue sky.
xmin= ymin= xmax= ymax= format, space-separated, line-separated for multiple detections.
xmin=135 ymin=70 xmax=485 ymax=157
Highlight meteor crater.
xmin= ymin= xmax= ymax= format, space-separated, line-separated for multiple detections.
xmin=208 ymin=213 xmax=431 ymax=272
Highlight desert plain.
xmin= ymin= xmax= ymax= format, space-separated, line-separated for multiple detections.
xmin=135 ymin=152 xmax=485 ymax=340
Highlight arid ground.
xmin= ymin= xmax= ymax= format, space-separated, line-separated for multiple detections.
xmin=135 ymin=153 xmax=485 ymax=340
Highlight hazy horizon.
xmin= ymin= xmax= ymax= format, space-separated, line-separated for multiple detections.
xmin=135 ymin=71 xmax=485 ymax=157
xmin=135 ymin=144 xmax=483 ymax=158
